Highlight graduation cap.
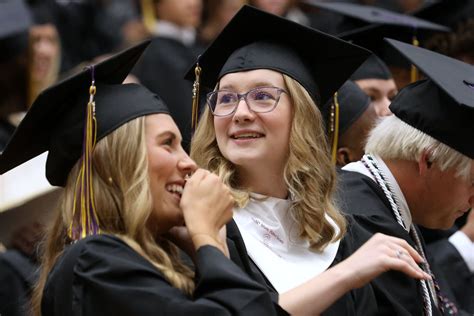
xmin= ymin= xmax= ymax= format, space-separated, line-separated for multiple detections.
xmin=413 ymin=0 xmax=474 ymax=29
xmin=350 ymin=54 xmax=393 ymax=81
xmin=322 ymin=80 xmax=371 ymax=163
xmin=386 ymin=38 xmax=474 ymax=159
xmin=303 ymin=1 xmax=450 ymax=82
xmin=0 ymin=40 xmax=169 ymax=240
xmin=0 ymin=0 xmax=32 ymax=62
xmin=184 ymin=5 xmax=371 ymax=128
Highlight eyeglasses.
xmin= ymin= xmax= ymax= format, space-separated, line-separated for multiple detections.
xmin=207 ymin=86 xmax=287 ymax=117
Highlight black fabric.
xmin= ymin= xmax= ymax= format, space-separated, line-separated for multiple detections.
xmin=0 ymin=249 xmax=38 ymax=316
xmin=41 ymin=234 xmax=280 ymax=315
xmin=0 ymin=0 xmax=31 ymax=62
xmin=226 ymin=218 xmax=379 ymax=315
xmin=337 ymin=170 xmax=459 ymax=316
xmin=386 ymin=39 xmax=474 ymax=159
xmin=350 ymin=54 xmax=392 ymax=81
xmin=0 ymin=119 xmax=17 ymax=152
xmin=322 ymin=80 xmax=371 ymax=136
xmin=132 ymin=37 xmax=203 ymax=153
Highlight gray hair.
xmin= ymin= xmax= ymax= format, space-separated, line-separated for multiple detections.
xmin=365 ymin=115 xmax=472 ymax=179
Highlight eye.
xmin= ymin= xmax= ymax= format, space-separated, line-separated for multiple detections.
xmin=161 ymin=137 xmax=173 ymax=147
xmin=251 ymin=89 xmax=276 ymax=101
xmin=217 ymin=92 xmax=237 ymax=105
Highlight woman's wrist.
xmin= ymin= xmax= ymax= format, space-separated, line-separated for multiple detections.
xmin=191 ymin=233 xmax=225 ymax=253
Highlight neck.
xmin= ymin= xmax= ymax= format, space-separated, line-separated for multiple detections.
xmin=383 ymin=159 xmax=420 ymax=221
xmin=237 ymin=165 xmax=288 ymax=199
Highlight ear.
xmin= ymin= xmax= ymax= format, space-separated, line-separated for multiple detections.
xmin=418 ymin=149 xmax=433 ymax=176
xmin=336 ymin=147 xmax=352 ymax=167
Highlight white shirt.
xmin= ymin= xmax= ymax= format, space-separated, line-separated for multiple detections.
xmin=233 ymin=193 xmax=341 ymax=293
xmin=343 ymin=155 xmax=474 ymax=272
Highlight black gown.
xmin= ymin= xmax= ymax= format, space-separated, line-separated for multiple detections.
xmin=0 ymin=249 xmax=38 ymax=316
xmin=337 ymin=169 xmax=469 ymax=316
xmin=226 ymin=218 xmax=379 ymax=315
xmin=41 ymin=234 xmax=280 ymax=315
xmin=132 ymin=37 xmax=203 ymax=152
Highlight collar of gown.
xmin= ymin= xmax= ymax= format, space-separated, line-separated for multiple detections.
xmin=343 ymin=155 xmax=413 ymax=231
xmin=233 ymin=192 xmax=341 ymax=293
xmin=152 ymin=20 xmax=196 ymax=46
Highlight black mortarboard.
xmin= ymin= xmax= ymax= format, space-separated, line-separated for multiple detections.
xmin=0 ymin=40 xmax=170 ymax=186
xmin=303 ymin=1 xmax=450 ymax=32
xmin=27 ymin=0 xmax=58 ymax=26
xmin=350 ymin=54 xmax=393 ymax=81
xmin=185 ymin=5 xmax=371 ymax=109
xmin=322 ymin=80 xmax=371 ymax=162
xmin=386 ymin=38 xmax=474 ymax=159
xmin=0 ymin=0 xmax=32 ymax=62
xmin=413 ymin=0 xmax=474 ymax=29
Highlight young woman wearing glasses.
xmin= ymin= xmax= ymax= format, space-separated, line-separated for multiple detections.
xmin=190 ymin=5 xmax=431 ymax=315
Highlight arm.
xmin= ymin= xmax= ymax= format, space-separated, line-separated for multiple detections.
xmin=279 ymin=233 xmax=430 ymax=315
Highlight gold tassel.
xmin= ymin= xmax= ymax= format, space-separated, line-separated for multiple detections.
xmin=191 ymin=62 xmax=201 ymax=131
xmin=68 ymin=73 xmax=100 ymax=241
xmin=411 ymin=36 xmax=420 ymax=83
xmin=330 ymin=92 xmax=340 ymax=165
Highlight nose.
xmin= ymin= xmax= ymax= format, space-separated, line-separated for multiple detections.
xmin=232 ymin=97 xmax=255 ymax=123
xmin=178 ymin=150 xmax=197 ymax=175
xmin=375 ymin=98 xmax=392 ymax=117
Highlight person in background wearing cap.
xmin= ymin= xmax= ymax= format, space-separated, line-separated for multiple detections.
xmin=339 ymin=39 xmax=474 ymax=315
xmin=350 ymin=55 xmax=398 ymax=117
xmin=0 ymin=0 xmax=32 ymax=150
xmin=0 ymin=41 xmax=283 ymax=315
xmin=132 ymin=0 xmax=204 ymax=152
xmin=322 ymin=80 xmax=379 ymax=166
xmin=190 ymin=6 xmax=431 ymax=315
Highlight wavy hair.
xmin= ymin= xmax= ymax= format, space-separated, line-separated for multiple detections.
xmin=191 ymin=74 xmax=346 ymax=251
xmin=32 ymin=116 xmax=194 ymax=316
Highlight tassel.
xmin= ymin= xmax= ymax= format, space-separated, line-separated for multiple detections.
xmin=411 ymin=35 xmax=420 ymax=83
xmin=141 ymin=0 xmax=156 ymax=33
xmin=191 ymin=61 xmax=201 ymax=131
xmin=330 ymin=92 xmax=340 ymax=165
xmin=68 ymin=66 xmax=100 ymax=241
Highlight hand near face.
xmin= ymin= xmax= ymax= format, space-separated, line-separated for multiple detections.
xmin=334 ymin=233 xmax=431 ymax=289
xmin=180 ymin=169 xmax=234 ymax=255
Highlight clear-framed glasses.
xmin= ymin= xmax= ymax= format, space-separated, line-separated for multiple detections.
xmin=207 ymin=86 xmax=287 ymax=117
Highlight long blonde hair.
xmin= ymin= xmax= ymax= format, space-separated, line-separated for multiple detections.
xmin=33 ymin=116 xmax=194 ymax=316
xmin=191 ymin=74 xmax=346 ymax=251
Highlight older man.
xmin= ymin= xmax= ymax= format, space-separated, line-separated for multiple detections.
xmin=338 ymin=39 xmax=474 ymax=316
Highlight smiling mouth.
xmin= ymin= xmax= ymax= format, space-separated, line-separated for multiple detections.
xmin=231 ymin=132 xmax=264 ymax=139
xmin=166 ymin=184 xmax=184 ymax=197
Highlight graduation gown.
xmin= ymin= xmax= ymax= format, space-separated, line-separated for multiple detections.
xmin=0 ymin=249 xmax=38 ymax=316
xmin=132 ymin=37 xmax=202 ymax=152
xmin=41 ymin=234 xmax=280 ymax=316
xmin=337 ymin=169 xmax=464 ymax=316
xmin=226 ymin=218 xmax=379 ymax=315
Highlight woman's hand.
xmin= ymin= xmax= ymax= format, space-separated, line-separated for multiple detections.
xmin=334 ymin=233 xmax=431 ymax=289
xmin=180 ymin=169 xmax=234 ymax=255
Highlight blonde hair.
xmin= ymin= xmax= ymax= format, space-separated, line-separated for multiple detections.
xmin=366 ymin=115 xmax=472 ymax=179
xmin=191 ymin=74 xmax=346 ymax=251
xmin=33 ymin=116 xmax=194 ymax=316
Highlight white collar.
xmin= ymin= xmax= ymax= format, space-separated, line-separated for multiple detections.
xmin=343 ymin=155 xmax=412 ymax=231
xmin=233 ymin=193 xmax=341 ymax=293
xmin=152 ymin=21 xmax=196 ymax=46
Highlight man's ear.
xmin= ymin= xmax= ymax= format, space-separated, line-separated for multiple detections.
xmin=418 ymin=149 xmax=433 ymax=176
xmin=336 ymin=147 xmax=352 ymax=167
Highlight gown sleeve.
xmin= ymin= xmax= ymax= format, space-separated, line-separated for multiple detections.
xmin=42 ymin=235 xmax=279 ymax=316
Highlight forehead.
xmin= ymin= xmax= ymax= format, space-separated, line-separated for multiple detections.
xmin=145 ymin=113 xmax=178 ymax=133
xmin=355 ymin=78 xmax=397 ymax=92
xmin=219 ymin=69 xmax=285 ymax=90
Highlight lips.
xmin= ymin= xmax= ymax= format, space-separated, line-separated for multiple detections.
xmin=230 ymin=131 xmax=264 ymax=139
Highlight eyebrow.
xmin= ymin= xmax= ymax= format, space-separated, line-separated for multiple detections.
xmin=220 ymin=81 xmax=278 ymax=90
xmin=155 ymin=131 xmax=180 ymax=142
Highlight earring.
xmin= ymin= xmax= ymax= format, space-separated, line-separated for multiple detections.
xmin=108 ymin=177 xmax=113 ymax=184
